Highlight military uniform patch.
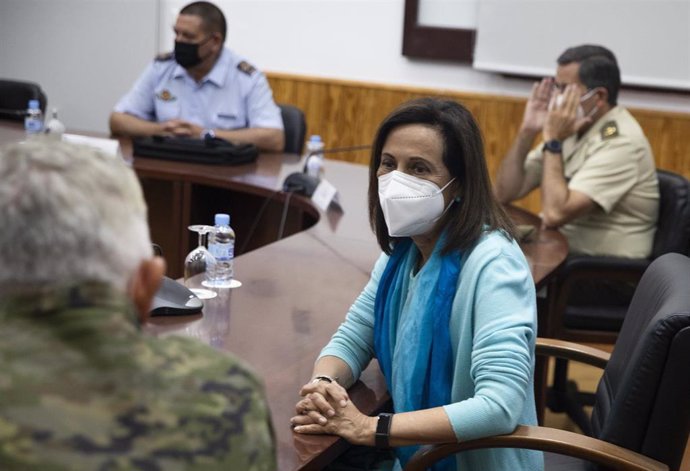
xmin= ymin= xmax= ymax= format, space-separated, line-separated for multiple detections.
xmin=600 ymin=121 xmax=619 ymax=139
xmin=156 ymin=89 xmax=176 ymax=102
xmin=237 ymin=61 xmax=256 ymax=75
xmin=155 ymin=51 xmax=174 ymax=62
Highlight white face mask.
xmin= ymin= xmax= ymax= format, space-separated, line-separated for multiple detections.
xmin=378 ymin=170 xmax=455 ymax=237
xmin=550 ymin=88 xmax=599 ymax=120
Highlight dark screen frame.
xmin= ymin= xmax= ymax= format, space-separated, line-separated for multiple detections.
xmin=402 ymin=0 xmax=475 ymax=63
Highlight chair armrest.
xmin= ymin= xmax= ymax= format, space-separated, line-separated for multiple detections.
xmin=557 ymin=255 xmax=650 ymax=283
xmin=404 ymin=425 xmax=668 ymax=471
xmin=536 ymin=337 xmax=610 ymax=369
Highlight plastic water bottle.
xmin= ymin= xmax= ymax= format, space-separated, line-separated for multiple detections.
xmin=44 ymin=108 xmax=66 ymax=139
xmin=24 ymin=99 xmax=43 ymax=136
xmin=305 ymin=135 xmax=325 ymax=178
xmin=206 ymin=213 xmax=235 ymax=287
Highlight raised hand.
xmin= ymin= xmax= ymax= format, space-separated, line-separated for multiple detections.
xmin=521 ymin=77 xmax=554 ymax=134
xmin=543 ymin=84 xmax=587 ymax=142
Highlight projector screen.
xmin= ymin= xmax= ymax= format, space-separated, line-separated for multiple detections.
xmin=473 ymin=0 xmax=690 ymax=91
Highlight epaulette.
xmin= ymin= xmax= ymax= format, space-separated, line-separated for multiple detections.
xmin=600 ymin=121 xmax=619 ymax=140
xmin=155 ymin=51 xmax=174 ymax=62
xmin=237 ymin=61 xmax=256 ymax=75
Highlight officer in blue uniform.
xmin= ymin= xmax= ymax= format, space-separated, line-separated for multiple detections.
xmin=110 ymin=1 xmax=285 ymax=152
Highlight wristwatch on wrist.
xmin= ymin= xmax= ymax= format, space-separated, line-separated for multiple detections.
xmin=542 ymin=139 xmax=563 ymax=154
xmin=375 ymin=413 xmax=393 ymax=449
xmin=201 ymin=128 xmax=215 ymax=140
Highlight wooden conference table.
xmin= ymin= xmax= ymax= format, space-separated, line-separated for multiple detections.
xmin=0 ymin=125 xmax=568 ymax=470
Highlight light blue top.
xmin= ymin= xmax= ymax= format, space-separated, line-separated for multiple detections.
xmin=320 ymin=231 xmax=544 ymax=471
xmin=114 ymin=47 xmax=283 ymax=131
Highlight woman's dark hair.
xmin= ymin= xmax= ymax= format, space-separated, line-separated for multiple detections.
xmin=181 ymin=1 xmax=227 ymax=41
xmin=368 ymin=98 xmax=515 ymax=255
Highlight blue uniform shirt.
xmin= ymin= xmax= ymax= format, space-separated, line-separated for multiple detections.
xmin=114 ymin=47 xmax=283 ymax=131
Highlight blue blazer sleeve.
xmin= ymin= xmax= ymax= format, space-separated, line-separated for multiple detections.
xmin=444 ymin=236 xmax=537 ymax=440
xmin=318 ymin=253 xmax=389 ymax=381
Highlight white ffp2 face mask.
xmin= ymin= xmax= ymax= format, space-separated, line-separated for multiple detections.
xmin=378 ymin=171 xmax=455 ymax=237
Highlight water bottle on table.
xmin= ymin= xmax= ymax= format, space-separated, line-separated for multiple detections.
xmin=204 ymin=213 xmax=241 ymax=288
xmin=24 ymin=99 xmax=43 ymax=136
xmin=304 ymin=135 xmax=325 ymax=178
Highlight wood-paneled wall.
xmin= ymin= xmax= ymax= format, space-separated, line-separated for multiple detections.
xmin=267 ymin=72 xmax=690 ymax=214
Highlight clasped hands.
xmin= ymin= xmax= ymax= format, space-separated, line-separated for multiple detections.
xmin=291 ymin=379 xmax=377 ymax=446
xmin=160 ymin=119 xmax=204 ymax=138
xmin=521 ymin=77 xmax=593 ymax=142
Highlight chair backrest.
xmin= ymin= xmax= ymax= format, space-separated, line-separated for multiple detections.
xmin=590 ymin=252 xmax=690 ymax=470
xmin=278 ymin=103 xmax=307 ymax=154
xmin=651 ymin=169 xmax=690 ymax=258
xmin=0 ymin=79 xmax=47 ymax=121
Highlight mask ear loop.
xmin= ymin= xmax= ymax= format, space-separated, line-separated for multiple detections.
xmin=580 ymin=88 xmax=600 ymax=119
xmin=439 ymin=188 xmax=460 ymax=220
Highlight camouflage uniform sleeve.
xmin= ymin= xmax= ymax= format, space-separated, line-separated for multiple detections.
xmin=137 ymin=335 xmax=278 ymax=471
xmin=0 ymin=317 xmax=276 ymax=471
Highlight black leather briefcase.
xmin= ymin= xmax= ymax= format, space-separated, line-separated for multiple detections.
xmin=132 ymin=135 xmax=259 ymax=165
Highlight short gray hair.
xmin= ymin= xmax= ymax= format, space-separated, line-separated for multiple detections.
xmin=0 ymin=138 xmax=152 ymax=290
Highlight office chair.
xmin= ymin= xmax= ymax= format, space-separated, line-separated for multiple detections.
xmin=278 ymin=103 xmax=307 ymax=154
xmin=544 ymin=169 xmax=690 ymax=432
xmin=0 ymin=79 xmax=47 ymax=121
xmin=404 ymin=252 xmax=690 ymax=471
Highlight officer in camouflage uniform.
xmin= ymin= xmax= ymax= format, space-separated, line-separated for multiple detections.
xmin=0 ymin=139 xmax=275 ymax=470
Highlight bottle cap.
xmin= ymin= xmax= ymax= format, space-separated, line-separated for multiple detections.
xmin=214 ymin=213 xmax=230 ymax=226
xmin=28 ymin=99 xmax=40 ymax=109
xmin=309 ymin=135 xmax=322 ymax=142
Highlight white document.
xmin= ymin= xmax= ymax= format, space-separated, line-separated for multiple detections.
xmin=62 ymin=133 xmax=121 ymax=158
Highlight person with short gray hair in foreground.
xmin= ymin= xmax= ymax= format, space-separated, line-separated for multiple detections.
xmin=0 ymin=138 xmax=275 ymax=470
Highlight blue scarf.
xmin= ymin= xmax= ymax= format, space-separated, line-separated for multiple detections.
xmin=374 ymin=237 xmax=462 ymax=471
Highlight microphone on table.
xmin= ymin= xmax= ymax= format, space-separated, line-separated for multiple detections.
xmin=282 ymin=144 xmax=370 ymax=197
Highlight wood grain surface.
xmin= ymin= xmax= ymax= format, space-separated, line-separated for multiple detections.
xmin=268 ymin=72 xmax=690 ymax=215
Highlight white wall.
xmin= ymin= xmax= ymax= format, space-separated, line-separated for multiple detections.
xmin=2 ymin=0 xmax=688 ymax=134
xmin=0 ymin=0 xmax=159 ymax=133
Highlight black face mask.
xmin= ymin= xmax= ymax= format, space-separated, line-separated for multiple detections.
xmin=174 ymin=36 xmax=212 ymax=69
xmin=174 ymin=41 xmax=202 ymax=68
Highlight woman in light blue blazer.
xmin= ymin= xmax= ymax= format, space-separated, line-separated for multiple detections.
xmin=291 ymin=98 xmax=543 ymax=471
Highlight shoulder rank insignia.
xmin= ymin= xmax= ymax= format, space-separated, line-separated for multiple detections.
xmin=600 ymin=121 xmax=619 ymax=140
xmin=237 ymin=61 xmax=256 ymax=75
xmin=155 ymin=51 xmax=174 ymax=61
xmin=155 ymin=89 xmax=176 ymax=102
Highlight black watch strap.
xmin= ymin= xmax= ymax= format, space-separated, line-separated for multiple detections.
xmin=542 ymin=139 xmax=563 ymax=154
xmin=375 ymin=413 xmax=393 ymax=449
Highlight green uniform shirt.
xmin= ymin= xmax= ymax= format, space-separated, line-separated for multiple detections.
xmin=0 ymin=282 xmax=275 ymax=471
